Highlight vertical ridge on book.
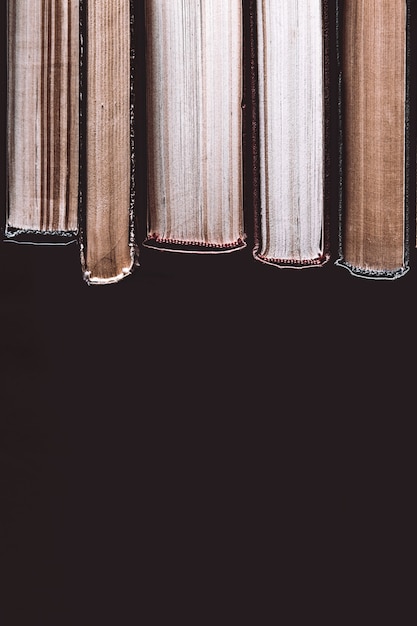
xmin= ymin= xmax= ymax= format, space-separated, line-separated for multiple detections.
xmin=143 ymin=0 xmax=245 ymax=253
xmin=336 ymin=0 xmax=408 ymax=279
xmin=252 ymin=0 xmax=329 ymax=267
xmin=80 ymin=0 xmax=135 ymax=284
xmin=6 ymin=0 xmax=79 ymax=241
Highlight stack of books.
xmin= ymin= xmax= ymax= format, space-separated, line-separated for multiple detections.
xmin=4 ymin=0 xmax=411 ymax=283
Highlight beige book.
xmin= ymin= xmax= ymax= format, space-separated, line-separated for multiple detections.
xmin=253 ymin=0 xmax=329 ymax=267
xmin=144 ymin=0 xmax=245 ymax=253
xmin=6 ymin=0 xmax=79 ymax=239
xmin=80 ymin=0 xmax=135 ymax=284
xmin=337 ymin=0 xmax=409 ymax=278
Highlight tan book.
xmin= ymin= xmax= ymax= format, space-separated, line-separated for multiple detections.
xmin=336 ymin=0 xmax=409 ymax=279
xmin=143 ymin=0 xmax=245 ymax=253
xmin=80 ymin=0 xmax=136 ymax=284
xmin=6 ymin=0 xmax=79 ymax=241
xmin=251 ymin=0 xmax=330 ymax=268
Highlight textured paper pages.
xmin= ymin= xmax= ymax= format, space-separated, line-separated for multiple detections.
xmin=253 ymin=0 xmax=327 ymax=267
xmin=81 ymin=0 xmax=134 ymax=284
xmin=337 ymin=0 xmax=408 ymax=278
xmin=6 ymin=0 xmax=79 ymax=239
xmin=144 ymin=0 xmax=245 ymax=252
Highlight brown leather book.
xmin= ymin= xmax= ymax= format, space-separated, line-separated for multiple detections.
xmin=336 ymin=0 xmax=409 ymax=279
xmin=6 ymin=0 xmax=79 ymax=242
xmin=250 ymin=0 xmax=331 ymax=268
xmin=79 ymin=0 xmax=136 ymax=285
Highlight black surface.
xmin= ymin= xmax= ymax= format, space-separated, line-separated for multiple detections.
xmin=0 ymin=236 xmax=414 ymax=623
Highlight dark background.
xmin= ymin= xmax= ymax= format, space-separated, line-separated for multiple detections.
xmin=0 ymin=1 xmax=414 ymax=623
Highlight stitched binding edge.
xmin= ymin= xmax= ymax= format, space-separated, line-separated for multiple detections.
xmin=334 ymin=258 xmax=410 ymax=280
xmin=143 ymin=235 xmax=247 ymax=255
xmin=255 ymin=251 xmax=330 ymax=269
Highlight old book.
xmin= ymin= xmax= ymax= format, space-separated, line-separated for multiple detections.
xmin=336 ymin=0 xmax=409 ymax=279
xmin=6 ymin=0 xmax=79 ymax=242
xmin=143 ymin=0 xmax=245 ymax=253
xmin=251 ymin=0 xmax=330 ymax=268
xmin=79 ymin=0 xmax=136 ymax=284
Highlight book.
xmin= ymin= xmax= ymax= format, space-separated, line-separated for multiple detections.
xmin=336 ymin=0 xmax=409 ymax=279
xmin=79 ymin=0 xmax=136 ymax=285
xmin=143 ymin=0 xmax=245 ymax=253
xmin=6 ymin=0 xmax=79 ymax=242
xmin=251 ymin=0 xmax=330 ymax=268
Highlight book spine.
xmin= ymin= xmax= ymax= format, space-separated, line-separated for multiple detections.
xmin=252 ymin=0 xmax=330 ymax=268
xmin=336 ymin=0 xmax=410 ymax=279
xmin=78 ymin=0 xmax=137 ymax=285
xmin=5 ymin=0 xmax=79 ymax=243
xmin=143 ymin=0 xmax=246 ymax=254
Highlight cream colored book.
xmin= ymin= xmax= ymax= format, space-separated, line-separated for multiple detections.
xmin=253 ymin=0 xmax=329 ymax=267
xmin=6 ymin=0 xmax=79 ymax=241
xmin=144 ymin=0 xmax=245 ymax=253
xmin=80 ymin=0 xmax=136 ymax=284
